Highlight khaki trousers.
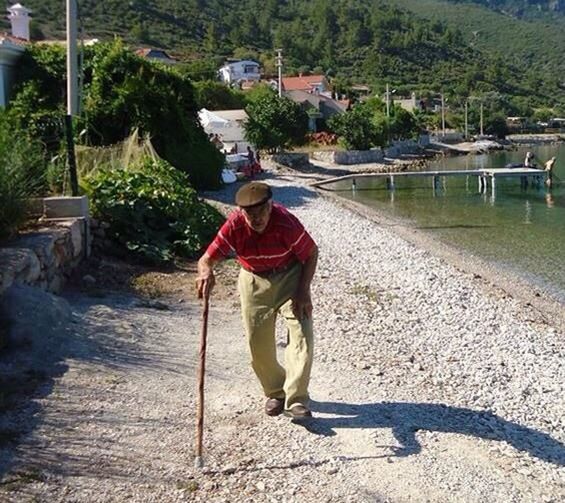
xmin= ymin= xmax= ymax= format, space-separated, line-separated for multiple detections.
xmin=238 ymin=263 xmax=314 ymax=409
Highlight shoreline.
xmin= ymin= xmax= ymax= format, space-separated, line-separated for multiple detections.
xmin=316 ymin=188 xmax=565 ymax=334
xmin=267 ymin=159 xmax=565 ymax=334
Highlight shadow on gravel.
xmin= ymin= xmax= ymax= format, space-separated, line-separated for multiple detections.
xmin=298 ymin=401 xmax=565 ymax=466
xmin=0 ymin=289 xmax=198 ymax=485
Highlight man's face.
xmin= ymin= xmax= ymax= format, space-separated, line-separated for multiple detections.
xmin=241 ymin=200 xmax=272 ymax=233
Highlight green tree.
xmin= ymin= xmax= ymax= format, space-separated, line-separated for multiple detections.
xmin=244 ymin=94 xmax=308 ymax=152
xmin=178 ymin=57 xmax=220 ymax=82
xmin=485 ymin=113 xmax=509 ymax=138
xmin=328 ymin=105 xmax=385 ymax=150
xmin=193 ymin=81 xmax=246 ymax=110
xmin=389 ymin=106 xmax=419 ymax=140
xmin=10 ymin=41 xmax=224 ymax=189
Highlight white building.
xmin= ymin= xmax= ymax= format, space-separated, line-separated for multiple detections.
xmin=198 ymin=108 xmax=250 ymax=153
xmin=0 ymin=4 xmax=30 ymax=107
xmin=218 ymin=60 xmax=260 ymax=85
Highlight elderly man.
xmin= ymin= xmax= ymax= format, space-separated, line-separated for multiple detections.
xmin=196 ymin=182 xmax=318 ymax=419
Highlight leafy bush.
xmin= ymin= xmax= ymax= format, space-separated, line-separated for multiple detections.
xmin=388 ymin=106 xmax=420 ymax=140
xmin=84 ymin=156 xmax=224 ymax=263
xmin=9 ymin=41 xmax=224 ymax=190
xmin=244 ymin=92 xmax=308 ymax=152
xmin=82 ymin=41 xmax=225 ymax=189
xmin=328 ymin=105 xmax=386 ymax=150
xmin=0 ymin=112 xmax=46 ymax=240
xmin=193 ymin=80 xmax=246 ymax=110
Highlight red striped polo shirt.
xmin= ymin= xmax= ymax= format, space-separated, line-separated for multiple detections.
xmin=206 ymin=203 xmax=316 ymax=273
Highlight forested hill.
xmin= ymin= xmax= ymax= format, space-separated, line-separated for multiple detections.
xmin=3 ymin=0 xmax=564 ymax=111
xmin=440 ymin=0 xmax=565 ymax=20
xmin=390 ymin=0 xmax=565 ymax=74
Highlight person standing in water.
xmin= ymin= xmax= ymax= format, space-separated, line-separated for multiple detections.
xmin=544 ymin=156 xmax=557 ymax=187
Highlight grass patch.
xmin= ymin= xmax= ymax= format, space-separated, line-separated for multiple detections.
xmin=176 ymin=480 xmax=199 ymax=492
xmin=349 ymin=284 xmax=381 ymax=303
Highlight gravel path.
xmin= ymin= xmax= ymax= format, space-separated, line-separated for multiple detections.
xmin=1 ymin=165 xmax=563 ymax=502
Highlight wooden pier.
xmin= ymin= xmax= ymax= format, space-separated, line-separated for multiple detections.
xmin=311 ymin=167 xmax=548 ymax=197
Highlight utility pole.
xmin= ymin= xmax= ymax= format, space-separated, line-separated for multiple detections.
xmin=441 ymin=93 xmax=446 ymax=137
xmin=386 ymin=83 xmax=390 ymax=118
xmin=480 ymin=101 xmax=484 ymax=136
xmin=464 ymin=100 xmax=468 ymax=139
xmin=275 ymin=48 xmax=283 ymax=97
xmin=66 ymin=0 xmax=79 ymax=196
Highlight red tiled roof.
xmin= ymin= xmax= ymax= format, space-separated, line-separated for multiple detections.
xmin=0 ymin=33 xmax=29 ymax=46
xmin=281 ymin=74 xmax=327 ymax=91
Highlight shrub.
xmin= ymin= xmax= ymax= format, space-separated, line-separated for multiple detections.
xmin=82 ymin=41 xmax=225 ymax=189
xmin=328 ymin=106 xmax=385 ymax=150
xmin=9 ymin=41 xmax=224 ymax=190
xmin=84 ymin=156 xmax=224 ymax=263
xmin=0 ymin=112 xmax=46 ymax=240
xmin=193 ymin=80 xmax=246 ymax=110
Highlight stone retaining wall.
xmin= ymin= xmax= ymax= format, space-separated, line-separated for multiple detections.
xmin=270 ymin=153 xmax=310 ymax=168
xmin=311 ymin=149 xmax=384 ymax=165
xmin=384 ymin=139 xmax=423 ymax=157
xmin=0 ymin=218 xmax=90 ymax=296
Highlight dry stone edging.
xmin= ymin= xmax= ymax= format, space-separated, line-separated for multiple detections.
xmin=0 ymin=218 xmax=89 ymax=297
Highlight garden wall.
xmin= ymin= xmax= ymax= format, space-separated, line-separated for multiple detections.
xmin=0 ymin=217 xmax=91 ymax=297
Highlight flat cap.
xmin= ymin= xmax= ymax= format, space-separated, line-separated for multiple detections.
xmin=235 ymin=182 xmax=272 ymax=208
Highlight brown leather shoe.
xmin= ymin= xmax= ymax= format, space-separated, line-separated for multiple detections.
xmin=265 ymin=397 xmax=285 ymax=416
xmin=286 ymin=404 xmax=312 ymax=419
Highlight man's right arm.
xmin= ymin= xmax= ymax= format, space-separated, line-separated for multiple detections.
xmin=196 ymin=252 xmax=221 ymax=299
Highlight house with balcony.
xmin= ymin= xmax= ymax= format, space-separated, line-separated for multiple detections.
xmin=218 ymin=60 xmax=261 ymax=85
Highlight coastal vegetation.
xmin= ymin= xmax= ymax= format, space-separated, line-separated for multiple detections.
xmin=3 ymin=42 xmax=226 ymax=257
xmin=244 ymin=91 xmax=309 ymax=152
xmin=9 ymin=41 xmax=224 ymax=190
xmin=84 ymin=156 xmax=224 ymax=263
xmin=0 ymin=112 xmax=46 ymax=240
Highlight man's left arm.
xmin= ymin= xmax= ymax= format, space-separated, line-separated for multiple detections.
xmin=292 ymin=244 xmax=318 ymax=320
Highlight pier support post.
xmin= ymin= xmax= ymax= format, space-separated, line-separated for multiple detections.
xmin=491 ymin=175 xmax=496 ymax=197
xmin=386 ymin=175 xmax=396 ymax=191
xmin=352 ymin=178 xmax=357 ymax=191
xmin=478 ymin=175 xmax=487 ymax=193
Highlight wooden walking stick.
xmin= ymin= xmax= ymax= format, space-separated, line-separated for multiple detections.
xmin=194 ymin=288 xmax=210 ymax=469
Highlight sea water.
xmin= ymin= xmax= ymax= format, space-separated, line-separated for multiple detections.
xmin=336 ymin=144 xmax=565 ymax=303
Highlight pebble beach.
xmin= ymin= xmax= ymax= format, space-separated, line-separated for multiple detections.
xmin=0 ymin=162 xmax=563 ymax=502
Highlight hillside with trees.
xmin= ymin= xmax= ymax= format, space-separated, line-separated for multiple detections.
xmin=3 ymin=0 xmax=564 ymax=114
xmin=389 ymin=0 xmax=565 ymax=79
xmin=439 ymin=0 xmax=565 ymax=20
